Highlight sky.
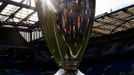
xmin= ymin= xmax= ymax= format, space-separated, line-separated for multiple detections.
xmin=96 ymin=0 xmax=134 ymax=16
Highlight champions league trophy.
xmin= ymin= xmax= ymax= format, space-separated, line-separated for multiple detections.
xmin=35 ymin=0 xmax=95 ymax=75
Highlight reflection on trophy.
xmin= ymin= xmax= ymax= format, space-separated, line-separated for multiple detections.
xmin=34 ymin=0 xmax=95 ymax=74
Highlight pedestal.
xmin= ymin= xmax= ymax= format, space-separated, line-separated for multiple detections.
xmin=54 ymin=68 xmax=85 ymax=75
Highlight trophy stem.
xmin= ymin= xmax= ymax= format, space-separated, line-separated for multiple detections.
xmin=64 ymin=70 xmax=77 ymax=75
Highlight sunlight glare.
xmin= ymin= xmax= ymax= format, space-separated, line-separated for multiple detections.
xmin=40 ymin=0 xmax=57 ymax=13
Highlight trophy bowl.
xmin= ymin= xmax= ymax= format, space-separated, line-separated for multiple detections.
xmin=34 ymin=0 xmax=95 ymax=75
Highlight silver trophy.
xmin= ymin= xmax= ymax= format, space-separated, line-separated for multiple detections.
xmin=34 ymin=0 xmax=95 ymax=75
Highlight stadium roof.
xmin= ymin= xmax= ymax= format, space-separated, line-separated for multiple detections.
xmin=92 ymin=4 xmax=134 ymax=37
xmin=0 ymin=0 xmax=133 ymax=38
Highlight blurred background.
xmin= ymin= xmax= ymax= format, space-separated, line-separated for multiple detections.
xmin=0 ymin=0 xmax=133 ymax=75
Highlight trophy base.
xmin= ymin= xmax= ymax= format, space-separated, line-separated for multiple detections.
xmin=54 ymin=68 xmax=85 ymax=75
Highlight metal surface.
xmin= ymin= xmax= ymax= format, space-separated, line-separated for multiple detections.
xmin=35 ymin=0 xmax=95 ymax=74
